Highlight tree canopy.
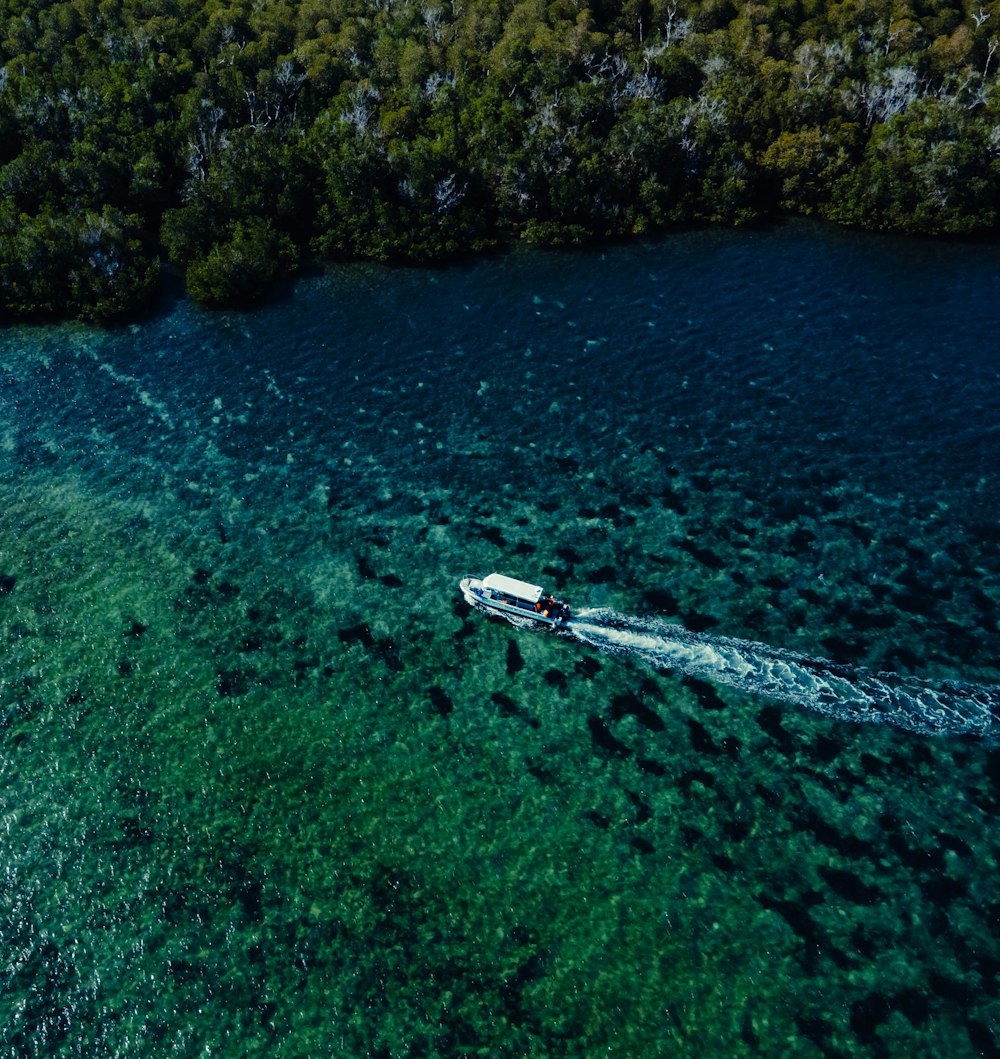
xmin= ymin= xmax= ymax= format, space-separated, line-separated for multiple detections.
xmin=2 ymin=0 xmax=1000 ymax=317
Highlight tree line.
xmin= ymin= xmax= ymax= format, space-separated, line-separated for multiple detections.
xmin=2 ymin=0 xmax=999 ymax=319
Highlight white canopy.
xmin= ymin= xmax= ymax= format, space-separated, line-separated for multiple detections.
xmin=482 ymin=573 xmax=544 ymax=603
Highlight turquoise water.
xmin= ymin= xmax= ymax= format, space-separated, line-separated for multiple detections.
xmin=2 ymin=221 xmax=1000 ymax=1057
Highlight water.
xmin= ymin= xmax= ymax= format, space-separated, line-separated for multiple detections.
xmin=2 ymin=221 xmax=1000 ymax=1057
xmin=571 ymin=611 xmax=1000 ymax=737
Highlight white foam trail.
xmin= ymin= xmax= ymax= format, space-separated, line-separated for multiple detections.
xmin=570 ymin=609 xmax=998 ymax=737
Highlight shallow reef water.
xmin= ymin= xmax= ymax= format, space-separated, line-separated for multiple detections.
xmin=1 ymin=221 xmax=1000 ymax=1058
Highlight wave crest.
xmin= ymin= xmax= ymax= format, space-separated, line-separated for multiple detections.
xmin=571 ymin=608 xmax=998 ymax=737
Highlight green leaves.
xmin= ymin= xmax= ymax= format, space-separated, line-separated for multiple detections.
xmin=184 ymin=217 xmax=297 ymax=306
xmin=825 ymin=100 xmax=1000 ymax=234
xmin=160 ymin=128 xmax=308 ymax=306
xmin=1 ymin=0 xmax=1000 ymax=319
xmin=0 ymin=205 xmax=157 ymax=321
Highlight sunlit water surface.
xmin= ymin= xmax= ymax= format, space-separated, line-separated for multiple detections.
xmin=2 ymin=222 xmax=1000 ymax=1058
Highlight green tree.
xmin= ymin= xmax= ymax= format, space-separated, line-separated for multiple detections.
xmin=185 ymin=217 xmax=297 ymax=306
xmin=825 ymin=99 xmax=999 ymax=234
xmin=0 ymin=205 xmax=157 ymax=320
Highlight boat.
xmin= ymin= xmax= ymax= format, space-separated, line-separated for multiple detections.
xmin=460 ymin=573 xmax=572 ymax=629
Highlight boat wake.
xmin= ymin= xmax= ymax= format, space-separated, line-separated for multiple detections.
xmin=570 ymin=609 xmax=1000 ymax=737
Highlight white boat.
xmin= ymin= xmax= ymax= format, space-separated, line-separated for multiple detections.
xmin=460 ymin=573 xmax=572 ymax=629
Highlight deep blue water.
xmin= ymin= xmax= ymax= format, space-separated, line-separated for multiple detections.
xmin=1 ymin=220 xmax=1000 ymax=1058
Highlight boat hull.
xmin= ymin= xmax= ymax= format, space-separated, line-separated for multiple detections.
xmin=460 ymin=576 xmax=571 ymax=630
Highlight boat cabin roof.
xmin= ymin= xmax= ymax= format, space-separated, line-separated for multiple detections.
xmin=482 ymin=573 xmax=544 ymax=603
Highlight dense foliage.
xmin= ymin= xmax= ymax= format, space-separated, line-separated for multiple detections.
xmin=2 ymin=0 xmax=1000 ymax=317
